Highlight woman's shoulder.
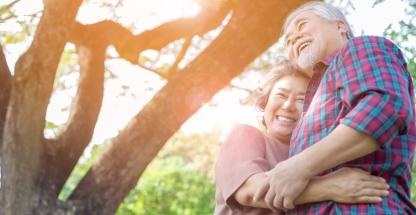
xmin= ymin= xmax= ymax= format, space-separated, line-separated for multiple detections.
xmin=228 ymin=124 xmax=265 ymax=140
xmin=221 ymin=124 xmax=267 ymax=149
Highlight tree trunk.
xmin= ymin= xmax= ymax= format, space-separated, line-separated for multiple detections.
xmin=0 ymin=43 xmax=12 ymax=210
xmin=0 ymin=45 xmax=11 ymax=148
xmin=0 ymin=0 xmax=82 ymax=214
xmin=69 ymin=0 xmax=308 ymax=214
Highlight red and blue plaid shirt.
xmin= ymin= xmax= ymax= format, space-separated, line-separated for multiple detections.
xmin=289 ymin=36 xmax=416 ymax=214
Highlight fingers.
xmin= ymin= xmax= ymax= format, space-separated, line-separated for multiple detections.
xmin=352 ymin=184 xmax=389 ymax=204
xmin=360 ymin=181 xmax=389 ymax=190
xmin=362 ymin=174 xmax=386 ymax=183
xmin=283 ymin=197 xmax=295 ymax=210
xmin=272 ymin=194 xmax=284 ymax=210
xmin=253 ymin=182 xmax=269 ymax=202
xmin=356 ymin=196 xmax=383 ymax=203
xmin=359 ymin=188 xmax=389 ymax=197
xmin=265 ymin=188 xmax=276 ymax=209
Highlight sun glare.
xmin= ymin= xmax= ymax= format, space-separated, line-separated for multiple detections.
xmin=76 ymin=0 xmax=200 ymax=31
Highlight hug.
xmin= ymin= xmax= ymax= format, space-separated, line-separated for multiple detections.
xmin=215 ymin=1 xmax=416 ymax=214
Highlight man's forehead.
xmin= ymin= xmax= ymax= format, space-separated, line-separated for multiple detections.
xmin=290 ymin=10 xmax=317 ymax=25
xmin=284 ymin=10 xmax=316 ymax=39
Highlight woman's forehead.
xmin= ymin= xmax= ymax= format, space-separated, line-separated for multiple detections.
xmin=271 ymin=76 xmax=306 ymax=91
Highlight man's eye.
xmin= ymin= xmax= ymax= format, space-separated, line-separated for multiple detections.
xmin=285 ymin=39 xmax=291 ymax=48
xmin=297 ymin=21 xmax=306 ymax=31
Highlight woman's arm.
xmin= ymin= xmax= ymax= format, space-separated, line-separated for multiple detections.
xmin=234 ymin=167 xmax=389 ymax=208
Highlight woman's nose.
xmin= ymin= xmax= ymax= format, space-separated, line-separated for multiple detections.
xmin=282 ymin=99 xmax=296 ymax=111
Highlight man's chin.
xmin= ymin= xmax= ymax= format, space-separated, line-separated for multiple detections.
xmin=297 ymin=55 xmax=318 ymax=71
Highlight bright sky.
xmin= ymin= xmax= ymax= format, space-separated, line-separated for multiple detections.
xmin=0 ymin=0 xmax=410 ymax=145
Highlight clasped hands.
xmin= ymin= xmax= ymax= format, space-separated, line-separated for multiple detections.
xmin=253 ymin=156 xmax=311 ymax=211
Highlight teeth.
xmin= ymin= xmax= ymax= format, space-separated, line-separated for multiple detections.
xmin=297 ymin=41 xmax=311 ymax=55
xmin=276 ymin=116 xmax=295 ymax=123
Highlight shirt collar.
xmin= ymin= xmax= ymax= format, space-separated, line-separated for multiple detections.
xmin=321 ymin=49 xmax=339 ymax=66
xmin=312 ymin=49 xmax=340 ymax=75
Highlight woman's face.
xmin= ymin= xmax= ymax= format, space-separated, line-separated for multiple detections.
xmin=264 ymin=75 xmax=308 ymax=143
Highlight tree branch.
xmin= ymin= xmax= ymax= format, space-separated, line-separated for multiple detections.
xmin=105 ymin=55 xmax=169 ymax=79
xmin=43 ymin=44 xmax=106 ymax=197
xmin=0 ymin=0 xmax=21 ymax=11
xmin=136 ymin=60 xmax=169 ymax=79
xmin=166 ymin=36 xmax=193 ymax=78
xmin=70 ymin=1 xmax=232 ymax=63
xmin=228 ymin=83 xmax=253 ymax=93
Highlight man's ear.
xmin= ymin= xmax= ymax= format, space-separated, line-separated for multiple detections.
xmin=336 ymin=21 xmax=349 ymax=39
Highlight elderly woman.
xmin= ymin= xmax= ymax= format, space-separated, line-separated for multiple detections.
xmin=214 ymin=58 xmax=389 ymax=215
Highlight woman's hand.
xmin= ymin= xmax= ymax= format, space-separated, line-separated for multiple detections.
xmin=319 ymin=167 xmax=389 ymax=204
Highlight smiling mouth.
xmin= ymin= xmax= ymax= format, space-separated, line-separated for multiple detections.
xmin=275 ymin=116 xmax=296 ymax=123
xmin=297 ymin=41 xmax=311 ymax=56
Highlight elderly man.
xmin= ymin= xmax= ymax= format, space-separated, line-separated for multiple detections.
xmin=254 ymin=1 xmax=416 ymax=214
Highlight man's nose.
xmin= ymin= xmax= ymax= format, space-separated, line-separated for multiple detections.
xmin=288 ymin=31 xmax=302 ymax=46
xmin=287 ymin=32 xmax=303 ymax=58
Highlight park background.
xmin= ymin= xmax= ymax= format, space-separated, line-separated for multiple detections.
xmin=0 ymin=0 xmax=415 ymax=214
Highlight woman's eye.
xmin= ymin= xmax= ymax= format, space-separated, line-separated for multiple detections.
xmin=272 ymin=93 xmax=287 ymax=99
xmin=296 ymin=98 xmax=305 ymax=103
xmin=277 ymin=93 xmax=287 ymax=98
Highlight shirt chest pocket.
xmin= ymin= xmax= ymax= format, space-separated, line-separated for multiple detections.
xmin=308 ymin=95 xmax=339 ymax=133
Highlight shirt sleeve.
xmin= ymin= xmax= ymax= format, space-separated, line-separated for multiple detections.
xmin=215 ymin=124 xmax=270 ymax=210
xmin=338 ymin=36 xmax=413 ymax=146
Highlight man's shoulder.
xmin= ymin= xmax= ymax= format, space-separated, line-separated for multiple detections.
xmin=338 ymin=36 xmax=405 ymax=63
xmin=341 ymin=36 xmax=402 ymax=54
xmin=349 ymin=35 xmax=391 ymax=43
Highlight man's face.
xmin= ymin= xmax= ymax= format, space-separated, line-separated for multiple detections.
xmin=284 ymin=10 xmax=347 ymax=71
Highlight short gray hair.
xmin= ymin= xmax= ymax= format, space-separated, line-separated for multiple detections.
xmin=283 ymin=1 xmax=354 ymax=39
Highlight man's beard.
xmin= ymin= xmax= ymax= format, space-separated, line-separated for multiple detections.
xmin=296 ymin=43 xmax=320 ymax=71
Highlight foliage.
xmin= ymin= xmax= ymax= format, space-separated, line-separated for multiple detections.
xmin=117 ymin=131 xmax=222 ymax=214
xmin=59 ymin=131 xmax=221 ymax=214
xmin=158 ymin=130 xmax=222 ymax=178
xmin=116 ymin=156 xmax=215 ymax=215
xmin=382 ymin=1 xmax=416 ymax=79
xmin=0 ymin=1 xmax=41 ymax=45
xmin=59 ymin=143 xmax=111 ymax=200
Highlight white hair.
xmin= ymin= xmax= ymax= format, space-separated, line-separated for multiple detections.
xmin=283 ymin=1 xmax=354 ymax=39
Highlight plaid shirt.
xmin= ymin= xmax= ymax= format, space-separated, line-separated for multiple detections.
xmin=289 ymin=36 xmax=416 ymax=214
